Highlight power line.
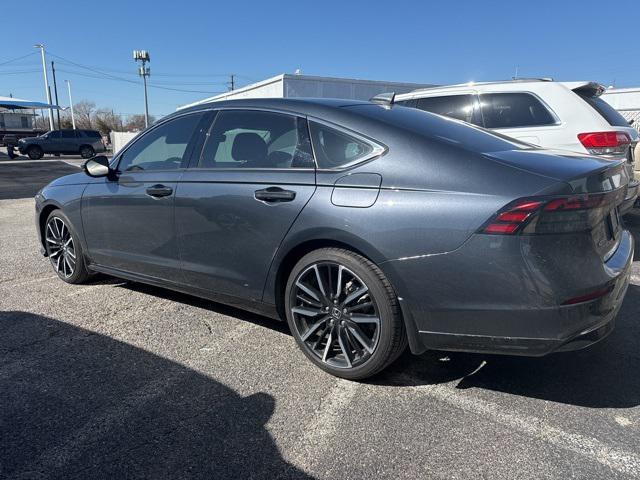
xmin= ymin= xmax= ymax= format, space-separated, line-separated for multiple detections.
xmin=56 ymin=67 xmax=226 ymax=94
xmin=47 ymin=52 xmax=255 ymax=87
xmin=0 ymin=69 xmax=41 ymax=75
xmin=0 ymin=52 xmax=37 ymax=67
xmin=47 ymin=59 xmax=247 ymax=79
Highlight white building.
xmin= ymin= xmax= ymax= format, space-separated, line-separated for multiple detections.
xmin=179 ymin=73 xmax=433 ymax=110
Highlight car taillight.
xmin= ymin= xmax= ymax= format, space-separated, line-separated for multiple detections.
xmin=482 ymin=200 xmax=543 ymax=234
xmin=480 ymin=191 xmax=621 ymax=235
xmin=578 ymin=131 xmax=630 ymax=156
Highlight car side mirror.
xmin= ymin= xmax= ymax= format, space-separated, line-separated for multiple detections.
xmin=83 ymin=155 xmax=112 ymax=177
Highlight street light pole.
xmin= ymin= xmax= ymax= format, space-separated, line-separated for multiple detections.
xmin=51 ymin=61 xmax=61 ymax=129
xmin=142 ymin=70 xmax=149 ymax=127
xmin=65 ymin=80 xmax=76 ymax=130
xmin=34 ymin=44 xmax=54 ymax=131
xmin=133 ymin=50 xmax=151 ymax=128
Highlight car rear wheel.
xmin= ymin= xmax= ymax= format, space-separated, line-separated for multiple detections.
xmin=44 ymin=211 xmax=91 ymax=284
xmin=285 ymin=248 xmax=406 ymax=380
xmin=80 ymin=145 xmax=95 ymax=159
xmin=27 ymin=146 xmax=44 ymax=160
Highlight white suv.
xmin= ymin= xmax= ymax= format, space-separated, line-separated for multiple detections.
xmin=395 ymin=80 xmax=639 ymax=212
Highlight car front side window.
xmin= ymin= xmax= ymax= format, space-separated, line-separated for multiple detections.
xmin=117 ymin=113 xmax=203 ymax=172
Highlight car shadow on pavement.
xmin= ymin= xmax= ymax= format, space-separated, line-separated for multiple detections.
xmin=376 ymin=283 xmax=640 ymax=409
xmin=118 ymin=273 xmax=640 ymax=409
xmin=119 ymin=281 xmax=293 ymax=336
xmin=0 ymin=311 xmax=313 ymax=480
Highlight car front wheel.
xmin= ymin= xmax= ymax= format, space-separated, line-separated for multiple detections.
xmin=44 ymin=210 xmax=91 ymax=284
xmin=27 ymin=146 xmax=44 ymax=160
xmin=285 ymin=248 xmax=406 ymax=380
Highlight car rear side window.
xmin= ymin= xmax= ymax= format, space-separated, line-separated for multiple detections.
xmin=60 ymin=130 xmax=77 ymax=139
xmin=199 ymin=110 xmax=314 ymax=169
xmin=308 ymin=122 xmax=376 ymax=169
xmin=118 ymin=113 xmax=203 ymax=172
xmin=83 ymin=130 xmax=102 ymax=138
xmin=414 ymin=95 xmax=482 ymax=125
xmin=480 ymin=93 xmax=556 ymax=129
xmin=577 ymin=93 xmax=630 ymax=127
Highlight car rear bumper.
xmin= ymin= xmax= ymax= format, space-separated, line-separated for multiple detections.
xmin=386 ymin=229 xmax=634 ymax=356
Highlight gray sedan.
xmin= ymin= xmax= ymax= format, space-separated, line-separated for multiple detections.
xmin=34 ymin=98 xmax=634 ymax=379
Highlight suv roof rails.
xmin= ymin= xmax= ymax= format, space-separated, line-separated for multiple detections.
xmin=511 ymin=77 xmax=554 ymax=82
xmin=408 ymin=78 xmax=556 ymax=94
xmin=370 ymin=92 xmax=396 ymax=107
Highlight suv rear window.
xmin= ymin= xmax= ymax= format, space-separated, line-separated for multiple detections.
xmin=480 ymin=93 xmax=556 ymax=129
xmin=414 ymin=95 xmax=482 ymax=125
xmin=576 ymin=93 xmax=630 ymax=127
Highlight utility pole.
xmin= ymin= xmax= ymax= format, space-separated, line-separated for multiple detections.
xmin=133 ymin=50 xmax=151 ymax=128
xmin=229 ymin=74 xmax=235 ymax=91
xmin=51 ymin=61 xmax=61 ymax=129
xmin=34 ymin=44 xmax=54 ymax=131
xmin=65 ymin=80 xmax=76 ymax=129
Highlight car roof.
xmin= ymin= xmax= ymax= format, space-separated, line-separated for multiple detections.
xmin=176 ymin=97 xmax=378 ymax=120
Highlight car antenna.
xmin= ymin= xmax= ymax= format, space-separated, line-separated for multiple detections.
xmin=370 ymin=92 xmax=396 ymax=108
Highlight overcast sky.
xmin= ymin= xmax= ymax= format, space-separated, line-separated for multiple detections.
xmin=2 ymin=0 xmax=638 ymax=119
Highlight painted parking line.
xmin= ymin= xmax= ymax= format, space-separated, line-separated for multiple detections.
xmin=0 ymin=159 xmax=82 ymax=165
xmin=283 ymin=378 xmax=359 ymax=472
xmin=398 ymin=375 xmax=640 ymax=478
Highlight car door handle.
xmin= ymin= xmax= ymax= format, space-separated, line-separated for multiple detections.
xmin=254 ymin=187 xmax=296 ymax=203
xmin=146 ymin=184 xmax=173 ymax=198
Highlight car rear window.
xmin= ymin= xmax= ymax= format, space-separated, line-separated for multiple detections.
xmin=480 ymin=93 xmax=557 ymax=129
xmin=414 ymin=95 xmax=482 ymax=125
xmin=576 ymin=93 xmax=630 ymax=127
xmin=344 ymin=104 xmax=533 ymax=154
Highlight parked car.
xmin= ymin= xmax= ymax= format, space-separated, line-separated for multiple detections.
xmin=18 ymin=129 xmax=106 ymax=159
xmin=395 ymin=80 xmax=639 ymax=212
xmin=35 ymin=98 xmax=633 ymax=379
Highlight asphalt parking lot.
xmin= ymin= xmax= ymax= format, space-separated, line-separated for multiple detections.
xmin=1 ymin=159 xmax=640 ymax=479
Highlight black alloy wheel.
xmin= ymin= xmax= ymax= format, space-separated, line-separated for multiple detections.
xmin=44 ymin=211 xmax=90 ymax=284
xmin=286 ymin=248 xmax=406 ymax=380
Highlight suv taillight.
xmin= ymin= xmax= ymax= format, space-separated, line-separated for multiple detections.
xmin=480 ymin=192 xmax=621 ymax=235
xmin=577 ymin=131 xmax=630 ymax=156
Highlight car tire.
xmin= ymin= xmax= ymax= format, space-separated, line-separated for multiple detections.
xmin=44 ymin=210 xmax=91 ymax=284
xmin=27 ymin=146 xmax=44 ymax=160
xmin=80 ymin=145 xmax=95 ymax=159
xmin=285 ymin=248 xmax=406 ymax=380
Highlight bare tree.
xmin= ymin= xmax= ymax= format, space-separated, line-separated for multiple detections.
xmin=34 ymin=115 xmax=50 ymax=130
xmin=74 ymin=100 xmax=96 ymax=129
xmin=94 ymin=109 xmax=122 ymax=137
xmin=125 ymin=114 xmax=155 ymax=132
